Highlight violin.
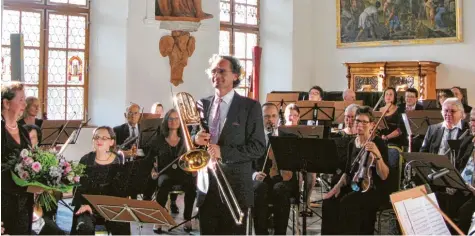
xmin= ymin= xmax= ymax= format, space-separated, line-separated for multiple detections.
xmin=350 ymin=104 xmax=391 ymax=193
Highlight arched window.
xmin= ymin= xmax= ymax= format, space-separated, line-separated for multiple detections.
xmin=2 ymin=0 xmax=89 ymax=121
xmin=219 ymin=0 xmax=259 ymax=98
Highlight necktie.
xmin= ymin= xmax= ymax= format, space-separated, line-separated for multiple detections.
xmin=439 ymin=128 xmax=455 ymax=155
xmin=210 ymin=98 xmax=222 ymax=144
xmin=131 ymin=126 xmax=137 ymax=137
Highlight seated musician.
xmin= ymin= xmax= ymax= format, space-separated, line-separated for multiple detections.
xmin=307 ymin=85 xmax=324 ymax=126
xmin=322 ymin=106 xmax=389 ymax=234
xmin=342 ymin=88 xmax=356 ymax=102
xmin=149 ymin=109 xmax=196 ymax=233
xmin=420 ymin=99 xmax=473 ymax=233
xmin=451 ymin=86 xmax=472 ymax=113
xmin=253 ymin=102 xmax=297 ymax=235
xmin=18 ymin=96 xmax=43 ymax=127
xmin=437 ymin=89 xmax=455 ymax=109
xmin=151 ymin=102 xmax=164 ymax=118
xmin=378 ymin=87 xmax=405 ymax=148
xmin=113 ymin=103 xmax=142 ymax=157
xmin=397 ymin=88 xmax=424 ymax=113
xmin=71 ymin=126 xmax=131 ymax=235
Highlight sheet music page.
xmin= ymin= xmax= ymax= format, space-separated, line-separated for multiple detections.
xmin=403 ymin=193 xmax=450 ymax=235
xmin=394 ymin=201 xmax=415 ymax=235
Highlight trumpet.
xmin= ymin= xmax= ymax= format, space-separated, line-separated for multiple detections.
xmin=174 ymin=92 xmax=244 ymax=225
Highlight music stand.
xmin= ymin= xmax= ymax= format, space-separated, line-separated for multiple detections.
xmin=40 ymin=120 xmax=82 ymax=145
xmin=83 ymin=194 xmax=176 ymax=235
xmin=139 ymin=116 xmax=162 ymax=149
xmin=266 ymin=92 xmax=299 ymax=111
xmin=333 ymin=100 xmax=364 ymax=125
xmin=371 ymin=111 xmax=389 ymax=130
xmin=278 ymin=125 xmax=324 ymax=139
xmin=269 ymin=136 xmax=339 ymax=235
xmin=402 ymin=152 xmax=470 ymax=193
xmin=405 ymin=110 xmax=443 ymax=137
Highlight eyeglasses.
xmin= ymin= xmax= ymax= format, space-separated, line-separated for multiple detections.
xmin=168 ymin=117 xmax=179 ymax=121
xmin=264 ymin=114 xmax=278 ymax=119
xmin=442 ymin=109 xmax=460 ymax=114
xmin=355 ymin=119 xmax=370 ymax=125
xmin=93 ymin=136 xmax=112 ymax=141
xmin=127 ymin=112 xmax=140 ymax=116
xmin=210 ymin=68 xmax=231 ymax=75
xmin=344 ymin=115 xmax=355 ymax=119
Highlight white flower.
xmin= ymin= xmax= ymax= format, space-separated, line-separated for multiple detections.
xmin=20 ymin=149 xmax=29 ymax=158
xmin=14 ymin=163 xmax=24 ymax=173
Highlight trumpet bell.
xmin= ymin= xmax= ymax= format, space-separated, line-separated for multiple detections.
xmin=178 ymin=150 xmax=211 ymax=172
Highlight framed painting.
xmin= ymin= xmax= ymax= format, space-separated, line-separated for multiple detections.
xmin=336 ymin=0 xmax=463 ymax=48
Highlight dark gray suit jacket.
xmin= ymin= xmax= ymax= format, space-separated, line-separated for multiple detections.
xmin=195 ymin=92 xmax=266 ymax=208
xmin=420 ymin=121 xmax=472 ymax=171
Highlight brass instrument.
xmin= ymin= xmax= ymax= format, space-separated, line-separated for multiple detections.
xmin=174 ymin=92 xmax=244 ymax=225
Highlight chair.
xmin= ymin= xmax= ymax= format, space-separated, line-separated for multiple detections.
xmin=375 ymin=145 xmax=404 ymax=235
xmin=165 ymin=185 xmax=185 ymax=212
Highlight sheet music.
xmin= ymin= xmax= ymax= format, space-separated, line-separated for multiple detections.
xmin=395 ymin=193 xmax=450 ymax=235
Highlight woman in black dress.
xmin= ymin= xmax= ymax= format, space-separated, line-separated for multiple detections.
xmin=150 ymin=109 xmax=196 ymax=232
xmin=18 ymin=96 xmax=43 ymax=127
xmin=1 ymin=82 xmax=34 ymax=235
xmin=379 ymin=87 xmax=405 ymax=148
xmin=322 ymin=106 xmax=390 ymax=234
xmin=71 ymin=126 xmax=131 ymax=235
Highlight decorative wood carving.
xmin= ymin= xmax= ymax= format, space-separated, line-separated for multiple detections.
xmin=155 ymin=0 xmax=213 ymax=22
xmin=159 ymin=31 xmax=196 ymax=86
xmin=344 ymin=61 xmax=440 ymax=100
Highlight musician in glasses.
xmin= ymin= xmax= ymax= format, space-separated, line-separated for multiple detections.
xmin=322 ymin=106 xmax=389 ymax=234
xmin=113 ymin=103 xmax=142 ymax=151
xmin=71 ymin=126 xmax=129 ymax=235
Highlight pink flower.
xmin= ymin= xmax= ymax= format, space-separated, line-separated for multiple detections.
xmin=31 ymin=162 xmax=42 ymax=173
xmin=23 ymin=157 xmax=34 ymax=165
xmin=20 ymin=171 xmax=30 ymax=180
xmin=64 ymin=166 xmax=72 ymax=174
xmin=73 ymin=176 xmax=80 ymax=183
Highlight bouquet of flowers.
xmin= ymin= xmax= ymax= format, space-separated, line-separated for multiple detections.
xmin=10 ymin=148 xmax=86 ymax=211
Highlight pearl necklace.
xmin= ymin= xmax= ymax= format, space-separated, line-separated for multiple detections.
xmin=5 ymin=122 xmax=18 ymax=130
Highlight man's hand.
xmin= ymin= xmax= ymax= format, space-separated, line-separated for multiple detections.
xmin=151 ymin=162 xmax=159 ymax=180
xmin=207 ymin=144 xmax=221 ymax=161
xmin=255 ymin=172 xmax=267 ymax=181
xmin=75 ymin=205 xmax=93 ymax=215
xmin=194 ymin=130 xmax=211 ymax=146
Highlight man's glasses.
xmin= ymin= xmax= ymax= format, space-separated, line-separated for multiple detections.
xmin=93 ymin=136 xmax=112 ymax=141
xmin=210 ymin=68 xmax=231 ymax=75
xmin=127 ymin=112 xmax=140 ymax=116
xmin=442 ymin=109 xmax=459 ymax=114
xmin=344 ymin=115 xmax=355 ymax=119
xmin=264 ymin=114 xmax=278 ymax=119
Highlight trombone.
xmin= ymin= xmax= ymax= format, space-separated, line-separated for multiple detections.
xmin=173 ymin=92 xmax=244 ymax=225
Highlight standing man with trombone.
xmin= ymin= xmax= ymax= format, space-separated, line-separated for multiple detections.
xmin=193 ymin=54 xmax=266 ymax=234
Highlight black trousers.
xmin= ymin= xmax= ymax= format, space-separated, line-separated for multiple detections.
xmin=71 ymin=212 xmax=131 ymax=235
xmin=322 ymin=187 xmax=383 ymax=235
xmin=436 ymin=191 xmax=475 ymax=234
xmin=156 ymin=173 xmax=196 ymax=220
xmin=1 ymin=191 xmax=34 ymax=235
xmin=253 ymin=178 xmax=297 ymax=235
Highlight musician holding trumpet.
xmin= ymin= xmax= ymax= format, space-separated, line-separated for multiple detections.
xmin=193 ymin=54 xmax=266 ymax=235
xmin=322 ymin=106 xmax=389 ymax=235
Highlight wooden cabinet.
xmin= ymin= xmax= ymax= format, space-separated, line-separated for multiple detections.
xmin=344 ymin=61 xmax=440 ymax=100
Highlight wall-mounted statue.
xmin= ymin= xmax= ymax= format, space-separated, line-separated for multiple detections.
xmin=155 ymin=0 xmax=213 ymax=22
xmin=159 ymin=31 xmax=196 ymax=86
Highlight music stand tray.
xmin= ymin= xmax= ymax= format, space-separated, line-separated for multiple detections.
xmin=402 ymin=152 xmax=469 ymax=192
xmin=83 ymin=194 xmax=176 ymax=234
xmin=266 ymin=92 xmax=299 ymax=112
xmin=333 ymin=101 xmax=364 ymax=124
xmin=405 ymin=110 xmax=443 ymax=136
xmin=296 ymin=101 xmax=336 ymax=122
xmin=41 ymin=120 xmax=82 ymax=145
xmin=278 ymin=125 xmax=324 ymax=139
xmin=139 ymin=117 xmax=162 ymax=148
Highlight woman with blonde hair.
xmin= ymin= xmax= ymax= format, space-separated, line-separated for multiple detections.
xmin=19 ymin=96 xmax=43 ymax=127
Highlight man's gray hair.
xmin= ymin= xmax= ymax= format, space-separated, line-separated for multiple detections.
xmin=345 ymin=103 xmax=360 ymax=115
xmin=342 ymin=89 xmax=354 ymax=100
xmin=442 ymin=97 xmax=466 ymax=118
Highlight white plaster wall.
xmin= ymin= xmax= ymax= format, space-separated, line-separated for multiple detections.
xmin=125 ymin=0 xmax=218 ymax=123
xmin=88 ymin=0 xmax=128 ymax=126
xmin=259 ymin=0 xmax=293 ymax=102
xmin=311 ymin=0 xmax=475 ymax=105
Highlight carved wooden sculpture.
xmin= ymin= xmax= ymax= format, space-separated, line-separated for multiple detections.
xmin=156 ymin=0 xmax=213 ymax=22
xmin=159 ymin=31 xmax=196 ymax=86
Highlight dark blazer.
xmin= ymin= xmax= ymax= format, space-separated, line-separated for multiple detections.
xmin=113 ymin=123 xmax=140 ymax=149
xmin=397 ymin=103 xmax=424 ymax=113
xmin=196 ymin=92 xmax=266 ymax=208
xmin=420 ymin=121 xmax=472 ymax=171
xmin=456 ymin=136 xmax=474 ymax=173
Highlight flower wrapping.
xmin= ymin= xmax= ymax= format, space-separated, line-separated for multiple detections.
xmin=10 ymin=148 xmax=86 ymax=211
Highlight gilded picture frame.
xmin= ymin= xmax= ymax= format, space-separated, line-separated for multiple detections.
xmin=336 ymin=0 xmax=463 ymax=48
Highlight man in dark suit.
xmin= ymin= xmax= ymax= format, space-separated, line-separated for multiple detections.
xmin=397 ymin=88 xmax=424 ymax=113
xmin=252 ymin=102 xmax=297 ymax=235
xmin=420 ymin=99 xmax=474 ymax=233
xmin=194 ymin=55 xmax=266 ymax=235
xmin=113 ymin=103 xmax=142 ymax=150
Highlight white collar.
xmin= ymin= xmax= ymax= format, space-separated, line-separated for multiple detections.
xmin=215 ymin=90 xmax=235 ymax=104
xmin=442 ymin=120 xmax=463 ymax=130
xmin=406 ymin=104 xmax=416 ymax=109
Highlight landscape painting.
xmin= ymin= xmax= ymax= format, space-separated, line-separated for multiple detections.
xmin=337 ymin=0 xmax=462 ymax=48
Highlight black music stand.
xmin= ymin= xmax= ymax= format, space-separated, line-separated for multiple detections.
xmin=333 ymin=100 xmax=364 ymax=125
xmin=402 ymin=152 xmax=470 ymax=193
xmin=405 ymin=110 xmax=443 ymax=137
xmin=40 ymin=120 xmax=82 ymax=146
xmin=269 ymin=136 xmax=339 ymax=235
xmin=278 ymin=125 xmax=324 ymax=139
xmin=371 ymin=111 xmax=389 ymax=130
xmin=296 ymin=101 xmax=336 ymax=139
xmin=139 ymin=117 xmax=162 ymax=150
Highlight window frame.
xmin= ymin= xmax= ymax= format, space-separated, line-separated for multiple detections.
xmin=3 ymin=0 xmax=90 ymax=121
